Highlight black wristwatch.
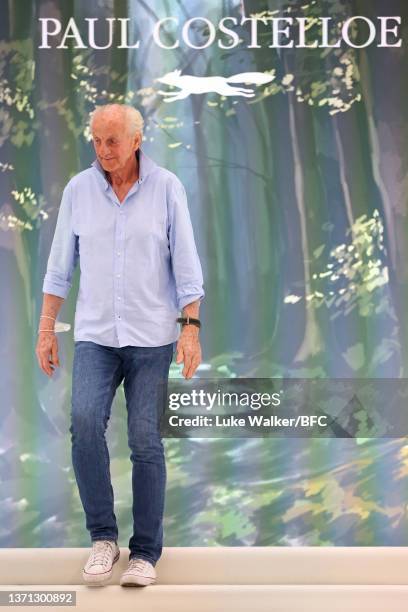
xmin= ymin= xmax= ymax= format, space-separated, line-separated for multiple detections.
xmin=177 ymin=316 xmax=201 ymax=329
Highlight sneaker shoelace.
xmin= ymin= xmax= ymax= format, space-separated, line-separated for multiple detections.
xmin=128 ymin=558 xmax=148 ymax=572
xmin=89 ymin=540 xmax=115 ymax=567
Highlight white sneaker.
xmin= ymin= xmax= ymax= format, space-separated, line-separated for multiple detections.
xmin=82 ymin=540 xmax=120 ymax=585
xmin=119 ymin=557 xmax=157 ymax=587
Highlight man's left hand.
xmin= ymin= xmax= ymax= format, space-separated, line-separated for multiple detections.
xmin=176 ymin=325 xmax=202 ymax=379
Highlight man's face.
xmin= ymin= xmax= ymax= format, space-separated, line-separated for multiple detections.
xmin=91 ymin=114 xmax=139 ymax=173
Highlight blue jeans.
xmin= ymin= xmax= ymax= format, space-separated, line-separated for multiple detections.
xmin=69 ymin=340 xmax=175 ymax=567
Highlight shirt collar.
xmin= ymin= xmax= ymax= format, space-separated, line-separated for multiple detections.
xmin=91 ymin=146 xmax=157 ymax=190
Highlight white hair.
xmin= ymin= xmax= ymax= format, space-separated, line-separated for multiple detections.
xmin=89 ymin=104 xmax=144 ymax=138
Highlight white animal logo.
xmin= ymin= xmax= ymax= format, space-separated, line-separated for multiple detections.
xmin=155 ymin=70 xmax=275 ymax=102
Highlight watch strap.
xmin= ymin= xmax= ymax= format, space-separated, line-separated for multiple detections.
xmin=177 ymin=316 xmax=201 ymax=329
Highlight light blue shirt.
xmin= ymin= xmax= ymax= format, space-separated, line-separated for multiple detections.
xmin=42 ymin=146 xmax=205 ymax=347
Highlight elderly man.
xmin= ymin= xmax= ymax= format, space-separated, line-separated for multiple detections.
xmin=35 ymin=104 xmax=204 ymax=587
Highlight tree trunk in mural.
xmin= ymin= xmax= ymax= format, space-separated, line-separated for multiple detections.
xmin=356 ymin=0 xmax=408 ymax=375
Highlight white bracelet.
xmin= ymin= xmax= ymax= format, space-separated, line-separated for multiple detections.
xmin=40 ymin=315 xmax=56 ymax=320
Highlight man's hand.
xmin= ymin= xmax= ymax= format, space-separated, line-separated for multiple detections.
xmin=35 ymin=332 xmax=60 ymax=377
xmin=175 ymin=325 xmax=201 ymax=379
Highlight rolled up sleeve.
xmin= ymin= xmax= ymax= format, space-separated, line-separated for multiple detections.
xmin=168 ymin=177 xmax=205 ymax=311
xmin=42 ymin=180 xmax=79 ymax=299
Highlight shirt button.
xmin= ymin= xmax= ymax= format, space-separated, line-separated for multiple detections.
xmin=117 ymin=274 xmax=121 ymax=278
xmin=117 ymin=251 xmax=120 ymax=256
xmin=118 ymin=315 xmax=121 ymax=319
xmin=117 ymin=296 xmax=121 ymax=300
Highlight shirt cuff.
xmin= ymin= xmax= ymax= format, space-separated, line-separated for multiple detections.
xmin=178 ymin=291 xmax=205 ymax=311
xmin=42 ymin=277 xmax=71 ymax=299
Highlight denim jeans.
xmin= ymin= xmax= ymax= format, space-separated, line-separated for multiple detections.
xmin=69 ymin=340 xmax=175 ymax=567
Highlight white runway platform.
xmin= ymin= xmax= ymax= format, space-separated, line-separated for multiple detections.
xmin=1 ymin=546 xmax=408 ymax=611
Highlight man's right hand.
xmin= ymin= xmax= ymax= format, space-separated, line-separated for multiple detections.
xmin=36 ymin=332 xmax=60 ymax=377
